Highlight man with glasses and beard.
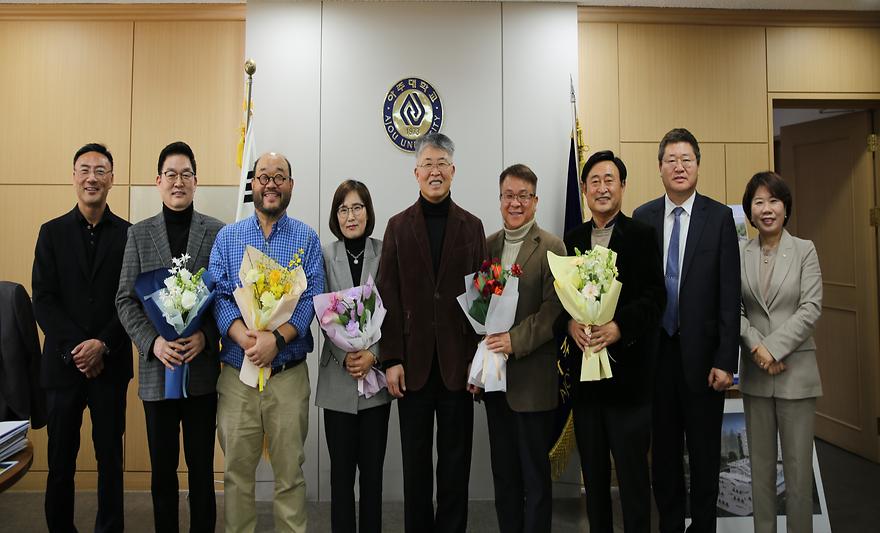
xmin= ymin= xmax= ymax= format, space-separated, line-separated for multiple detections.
xmin=209 ymin=152 xmax=324 ymax=533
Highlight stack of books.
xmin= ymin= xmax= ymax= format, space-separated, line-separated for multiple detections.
xmin=0 ymin=420 xmax=29 ymax=462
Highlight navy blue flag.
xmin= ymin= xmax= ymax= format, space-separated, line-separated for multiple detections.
xmin=563 ymin=136 xmax=583 ymax=237
xmin=134 ymin=268 xmax=216 ymax=399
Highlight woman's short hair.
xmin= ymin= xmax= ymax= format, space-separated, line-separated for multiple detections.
xmin=742 ymin=171 xmax=793 ymax=228
xmin=329 ymin=179 xmax=376 ymax=240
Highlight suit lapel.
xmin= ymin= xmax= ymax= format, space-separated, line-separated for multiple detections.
xmin=514 ymin=224 xmax=540 ymax=269
xmin=680 ymin=193 xmax=707 ymax=285
xmin=607 ymin=214 xmax=626 ymax=252
xmin=648 ymin=199 xmax=664 ymax=251
xmin=360 ymin=238 xmax=380 ymax=285
xmin=743 ymin=238 xmax=769 ymax=315
xmin=331 ymin=240 xmax=353 ymax=289
xmin=766 ymin=230 xmax=795 ymax=307
xmin=90 ymin=207 xmax=118 ymax=279
xmin=67 ymin=208 xmax=91 ymax=280
xmin=407 ymin=201 xmax=436 ymax=287
xmin=148 ymin=213 xmax=173 ymax=267
xmin=184 ymin=212 xmax=207 ymax=267
xmin=437 ymin=202 xmax=463 ymax=284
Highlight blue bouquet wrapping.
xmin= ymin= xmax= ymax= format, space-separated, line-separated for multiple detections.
xmin=135 ymin=267 xmax=215 ymax=399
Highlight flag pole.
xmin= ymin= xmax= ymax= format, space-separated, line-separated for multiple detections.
xmin=570 ymin=75 xmax=586 ymax=221
xmin=244 ymin=59 xmax=256 ymax=134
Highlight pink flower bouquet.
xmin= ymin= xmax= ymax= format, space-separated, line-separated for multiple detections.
xmin=313 ymin=275 xmax=387 ymax=398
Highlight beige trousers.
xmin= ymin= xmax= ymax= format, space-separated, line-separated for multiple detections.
xmin=217 ymin=363 xmax=310 ymax=533
xmin=743 ymin=394 xmax=816 ymax=533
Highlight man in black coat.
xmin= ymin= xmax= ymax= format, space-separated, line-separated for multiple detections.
xmin=633 ymin=128 xmax=740 ymax=533
xmin=558 ymin=150 xmax=665 ymax=533
xmin=0 ymin=281 xmax=46 ymax=428
xmin=32 ymin=143 xmax=132 ymax=533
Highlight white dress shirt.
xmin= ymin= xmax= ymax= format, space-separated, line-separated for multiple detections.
xmin=662 ymin=192 xmax=697 ymax=292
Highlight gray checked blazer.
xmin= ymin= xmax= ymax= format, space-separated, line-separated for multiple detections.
xmin=739 ymin=229 xmax=823 ymax=399
xmin=315 ymin=238 xmax=392 ymax=414
xmin=116 ymin=210 xmax=224 ymax=402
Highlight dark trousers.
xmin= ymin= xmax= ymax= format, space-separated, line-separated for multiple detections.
xmin=651 ymin=334 xmax=725 ymax=533
xmin=324 ymin=403 xmax=392 ymax=533
xmin=573 ymin=397 xmax=652 ymax=533
xmin=142 ymin=393 xmax=218 ymax=533
xmin=398 ymin=359 xmax=474 ymax=533
xmin=484 ymin=392 xmax=555 ymax=533
xmin=45 ymin=379 xmax=127 ymax=533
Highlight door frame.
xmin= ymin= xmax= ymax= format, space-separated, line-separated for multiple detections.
xmin=769 ymin=94 xmax=880 ymax=462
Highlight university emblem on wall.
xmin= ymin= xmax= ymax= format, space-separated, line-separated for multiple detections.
xmin=382 ymin=77 xmax=443 ymax=152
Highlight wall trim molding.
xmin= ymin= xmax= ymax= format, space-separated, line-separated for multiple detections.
xmin=578 ymin=6 xmax=880 ymax=27
xmin=0 ymin=3 xmax=245 ymax=21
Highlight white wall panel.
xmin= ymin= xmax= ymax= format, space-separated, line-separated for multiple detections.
xmin=501 ymin=2 xmax=578 ymax=238
xmin=247 ymin=0 xmax=578 ymax=502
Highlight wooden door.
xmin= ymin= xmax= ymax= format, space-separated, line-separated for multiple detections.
xmin=779 ymin=110 xmax=880 ymax=462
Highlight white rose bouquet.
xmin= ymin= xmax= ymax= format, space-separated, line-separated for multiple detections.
xmin=135 ymin=253 xmax=215 ymax=398
xmin=547 ymin=246 xmax=622 ymax=381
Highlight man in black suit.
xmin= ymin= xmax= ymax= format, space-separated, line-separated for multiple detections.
xmin=559 ymin=150 xmax=665 ymax=533
xmin=32 ymin=143 xmax=132 ymax=533
xmin=633 ymin=129 xmax=739 ymax=533
xmin=0 ymin=281 xmax=46 ymax=428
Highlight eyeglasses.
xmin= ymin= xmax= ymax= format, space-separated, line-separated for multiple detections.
xmin=662 ymin=157 xmax=696 ymax=169
xmin=418 ymin=161 xmax=452 ymax=172
xmin=162 ymin=170 xmax=195 ymax=182
xmin=500 ymin=192 xmax=536 ymax=204
xmin=76 ymin=168 xmax=111 ymax=178
xmin=254 ymin=174 xmax=290 ymax=186
xmin=337 ymin=204 xmax=365 ymax=218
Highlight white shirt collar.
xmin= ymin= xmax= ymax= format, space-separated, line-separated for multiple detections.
xmin=664 ymin=191 xmax=697 ymax=218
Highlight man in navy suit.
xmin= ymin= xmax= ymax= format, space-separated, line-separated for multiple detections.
xmin=633 ymin=128 xmax=739 ymax=533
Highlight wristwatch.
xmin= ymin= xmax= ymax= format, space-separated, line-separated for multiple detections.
xmin=272 ymin=329 xmax=286 ymax=353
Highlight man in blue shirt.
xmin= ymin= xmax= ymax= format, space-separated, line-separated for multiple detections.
xmin=209 ymin=151 xmax=324 ymax=533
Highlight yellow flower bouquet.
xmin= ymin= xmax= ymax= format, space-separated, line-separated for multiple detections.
xmin=232 ymin=245 xmax=307 ymax=390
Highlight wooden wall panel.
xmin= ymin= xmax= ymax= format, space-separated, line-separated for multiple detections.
xmin=617 ymin=24 xmax=767 ymax=143
xmin=0 ymin=21 xmax=133 ymax=185
xmin=578 ymin=22 xmax=620 ymax=156
xmin=130 ymin=21 xmax=245 ymax=186
xmin=618 ymin=142 xmax=725 ymax=214
xmin=0 ymin=185 xmax=129 ymax=290
xmin=724 ymin=143 xmax=769 ymax=206
xmin=767 ymin=27 xmax=880 ymax=93
xmin=5 ymin=184 xmax=129 ymax=474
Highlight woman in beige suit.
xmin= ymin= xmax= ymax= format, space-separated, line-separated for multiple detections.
xmin=739 ymin=171 xmax=822 ymax=533
xmin=315 ymin=180 xmax=392 ymax=533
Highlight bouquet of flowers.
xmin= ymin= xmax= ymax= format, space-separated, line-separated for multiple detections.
xmin=456 ymin=259 xmax=522 ymax=392
xmin=135 ymin=253 xmax=215 ymax=399
xmin=232 ymin=245 xmax=307 ymax=390
xmin=547 ymin=246 xmax=622 ymax=381
xmin=313 ymin=275 xmax=387 ymax=398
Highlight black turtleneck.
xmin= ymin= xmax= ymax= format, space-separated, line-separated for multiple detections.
xmin=419 ymin=194 xmax=451 ymax=275
xmin=163 ymin=203 xmax=194 ymax=258
xmin=344 ymin=234 xmax=366 ymax=286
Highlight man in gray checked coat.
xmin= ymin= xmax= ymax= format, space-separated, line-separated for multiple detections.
xmin=116 ymin=141 xmax=224 ymax=533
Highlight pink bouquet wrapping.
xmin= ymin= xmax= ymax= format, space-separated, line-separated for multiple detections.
xmin=313 ymin=275 xmax=387 ymax=398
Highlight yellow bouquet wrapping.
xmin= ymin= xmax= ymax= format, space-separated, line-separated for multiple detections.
xmin=547 ymin=246 xmax=622 ymax=381
xmin=232 ymin=245 xmax=307 ymax=390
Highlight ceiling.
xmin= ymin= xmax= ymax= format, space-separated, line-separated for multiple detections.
xmin=2 ymin=0 xmax=878 ymax=10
